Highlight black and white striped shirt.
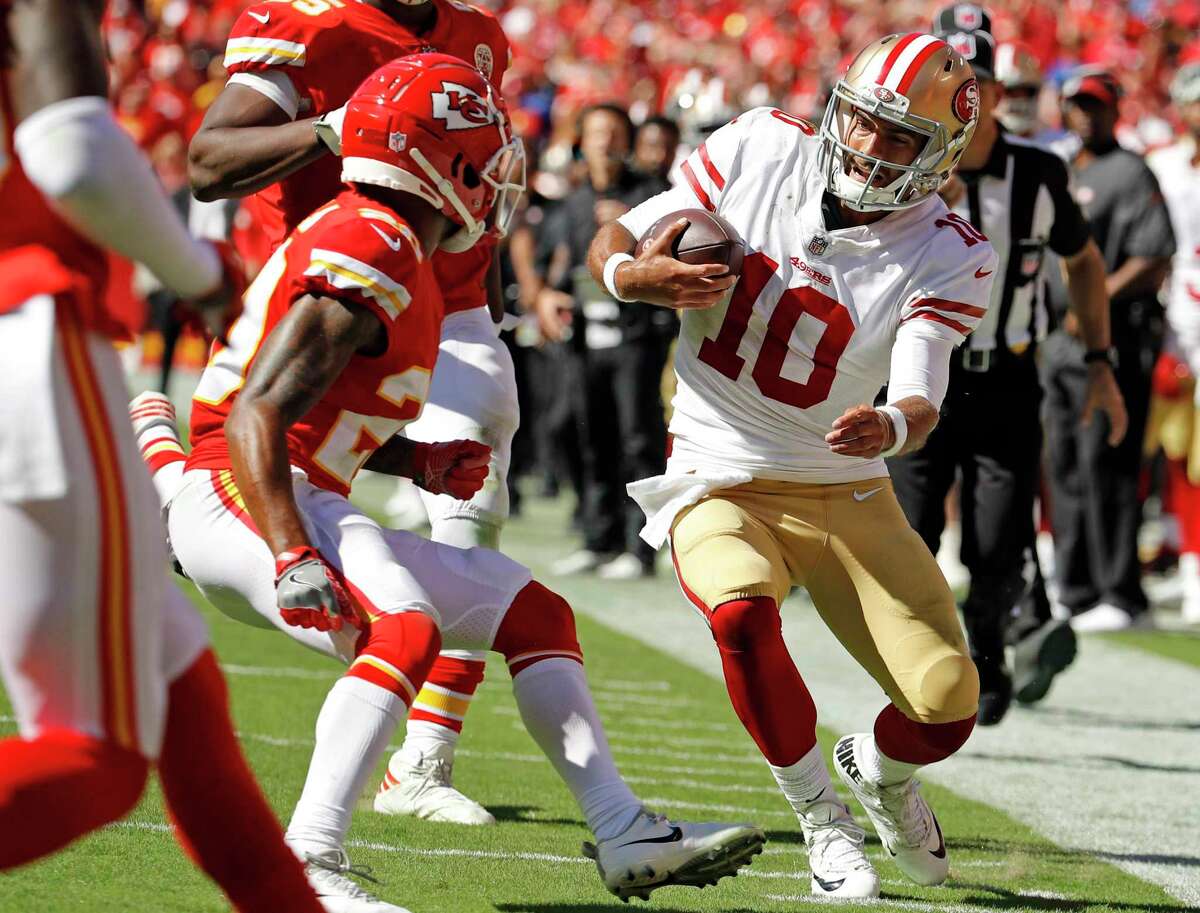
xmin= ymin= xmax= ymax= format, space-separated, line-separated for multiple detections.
xmin=948 ymin=132 xmax=1090 ymax=354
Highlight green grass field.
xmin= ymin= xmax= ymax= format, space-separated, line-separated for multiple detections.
xmin=1 ymin=486 xmax=1197 ymax=913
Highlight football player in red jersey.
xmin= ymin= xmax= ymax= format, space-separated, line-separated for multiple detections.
xmin=179 ymin=0 xmax=523 ymax=826
xmin=168 ymin=55 xmax=764 ymax=912
xmin=0 ymin=1 xmax=325 ymax=910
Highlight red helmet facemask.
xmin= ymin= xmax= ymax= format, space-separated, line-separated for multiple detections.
xmin=340 ymin=53 xmax=526 ymax=252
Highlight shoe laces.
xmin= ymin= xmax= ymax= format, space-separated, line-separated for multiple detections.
xmin=306 ymin=849 xmax=382 ymax=899
xmin=801 ymin=799 xmax=871 ymax=873
xmin=871 ymin=778 xmax=931 ymax=848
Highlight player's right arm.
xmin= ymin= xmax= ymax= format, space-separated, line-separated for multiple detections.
xmin=9 ymin=0 xmax=235 ymax=316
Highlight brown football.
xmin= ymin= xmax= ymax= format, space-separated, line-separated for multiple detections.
xmin=635 ymin=208 xmax=745 ymax=278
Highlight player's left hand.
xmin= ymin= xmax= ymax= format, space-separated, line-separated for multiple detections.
xmin=314 ymin=103 xmax=348 ymax=155
xmin=825 ymin=404 xmax=894 ymax=458
xmin=274 ymin=546 xmax=353 ymax=633
xmin=412 ymin=439 xmax=492 ymax=500
xmin=1082 ymin=362 xmax=1128 ymax=446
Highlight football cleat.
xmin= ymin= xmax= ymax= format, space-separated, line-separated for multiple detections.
xmin=833 ymin=734 xmax=949 ymax=887
xmin=302 ymin=848 xmax=413 ymax=913
xmin=1013 ymin=617 xmax=1077 ymax=704
xmin=373 ymin=749 xmax=495 ymax=826
xmin=581 ymin=809 xmax=765 ymax=902
xmin=796 ymin=789 xmax=880 ymax=898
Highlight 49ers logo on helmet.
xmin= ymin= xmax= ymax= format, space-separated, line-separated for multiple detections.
xmin=431 ymin=81 xmax=496 ymax=131
xmin=952 ymin=78 xmax=980 ymax=123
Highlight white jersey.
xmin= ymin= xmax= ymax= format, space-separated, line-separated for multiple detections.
xmin=1148 ymin=138 xmax=1200 ymax=376
xmin=619 ymin=107 xmax=997 ymax=484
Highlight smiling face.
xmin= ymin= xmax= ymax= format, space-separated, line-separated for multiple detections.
xmin=841 ymin=108 xmax=925 ymax=186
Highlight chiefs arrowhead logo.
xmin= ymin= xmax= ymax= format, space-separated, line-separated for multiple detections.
xmin=952 ymin=78 xmax=980 ymax=124
xmin=431 ymin=81 xmax=496 ymax=131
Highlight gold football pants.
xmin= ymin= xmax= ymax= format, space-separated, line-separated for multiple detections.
xmin=671 ymin=477 xmax=978 ymax=724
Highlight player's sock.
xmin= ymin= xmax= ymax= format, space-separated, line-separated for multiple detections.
xmin=129 ymin=391 xmax=186 ymax=506
xmin=430 ymin=515 xmax=501 ymax=550
xmin=157 ymin=650 xmax=324 ymax=913
xmin=1167 ymin=458 xmax=1200 ymax=554
xmin=768 ymin=741 xmax=838 ymax=814
xmin=287 ymin=612 xmax=440 ymax=855
xmin=0 ymin=730 xmax=147 ymax=868
xmin=493 ymin=582 xmax=641 ymax=841
xmin=403 ymin=652 xmax=487 ymax=757
xmin=865 ymin=704 xmax=977 ymax=785
xmin=709 ymin=596 xmax=818 ymax=766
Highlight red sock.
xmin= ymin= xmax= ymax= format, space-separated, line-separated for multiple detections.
xmin=709 ymin=597 xmax=817 ymax=766
xmin=157 ymin=650 xmax=323 ymax=913
xmin=1167 ymin=459 xmax=1200 ymax=554
xmin=0 ymin=729 xmax=147 ymax=868
xmin=873 ymin=703 xmax=976 ymax=765
xmin=408 ymin=654 xmax=486 ymax=733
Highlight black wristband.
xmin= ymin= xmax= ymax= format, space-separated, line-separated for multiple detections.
xmin=1083 ymin=347 xmax=1116 ymax=367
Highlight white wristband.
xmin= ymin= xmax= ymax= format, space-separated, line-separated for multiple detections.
xmin=877 ymin=405 xmax=908 ymax=458
xmin=603 ymin=253 xmax=636 ymax=301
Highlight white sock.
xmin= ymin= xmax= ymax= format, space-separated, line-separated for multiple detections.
xmin=286 ymin=676 xmax=406 ymax=856
xmin=860 ymin=734 xmax=922 ymax=786
xmin=769 ymin=742 xmax=837 ymax=816
xmin=512 ymin=658 xmax=641 ymax=841
xmin=430 ymin=515 xmax=501 ymax=550
xmin=398 ymin=718 xmax=459 ymax=763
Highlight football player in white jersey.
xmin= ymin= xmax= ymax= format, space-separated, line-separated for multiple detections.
xmin=1146 ymin=62 xmax=1200 ymax=623
xmin=589 ymin=34 xmax=996 ymax=899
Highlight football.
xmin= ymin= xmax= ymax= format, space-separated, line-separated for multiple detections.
xmin=635 ymin=208 xmax=745 ymax=278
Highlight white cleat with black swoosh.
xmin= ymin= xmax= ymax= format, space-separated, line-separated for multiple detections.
xmin=833 ymin=734 xmax=950 ymax=886
xmin=795 ymin=787 xmax=880 ymax=898
xmin=582 ymin=809 xmax=765 ymax=902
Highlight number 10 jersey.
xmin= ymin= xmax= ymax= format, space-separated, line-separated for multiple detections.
xmin=618 ymin=107 xmax=997 ymax=484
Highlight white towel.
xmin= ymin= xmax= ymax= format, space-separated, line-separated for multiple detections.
xmin=627 ymin=469 xmax=753 ymax=549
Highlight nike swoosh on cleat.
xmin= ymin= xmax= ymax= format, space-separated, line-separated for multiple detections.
xmin=929 ymin=814 xmax=946 ymax=859
xmin=813 ymin=874 xmax=846 ymax=892
xmin=852 ymin=488 xmax=882 ymax=502
xmin=617 ymin=826 xmax=683 ymax=847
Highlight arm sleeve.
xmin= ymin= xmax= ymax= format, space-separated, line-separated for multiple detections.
xmin=227 ymin=70 xmax=301 ymax=120
xmin=1043 ymin=153 xmax=1090 ymax=257
xmin=14 ymin=96 xmax=220 ymax=299
xmin=1123 ymin=165 xmax=1177 ymax=259
xmin=887 ymin=321 xmax=958 ymax=409
xmin=296 ymin=216 xmax=421 ymax=327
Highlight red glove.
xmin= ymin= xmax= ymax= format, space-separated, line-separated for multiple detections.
xmin=411 ymin=440 xmax=492 ymax=500
xmin=274 ymin=546 xmax=353 ymax=633
xmin=1152 ymin=352 xmax=1192 ymax=400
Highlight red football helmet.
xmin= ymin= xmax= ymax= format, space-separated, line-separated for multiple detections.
xmin=340 ymin=53 xmax=525 ymax=252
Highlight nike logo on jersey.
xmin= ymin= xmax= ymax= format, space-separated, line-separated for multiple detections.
xmin=248 ymin=9 xmax=269 ymax=23
xmin=852 ymin=487 xmax=882 ymax=502
xmin=974 ymin=267 xmax=993 ymax=278
xmin=618 ymin=825 xmax=683 ymax=847
xmin=369 ymin=223 xmax=404 ymax=252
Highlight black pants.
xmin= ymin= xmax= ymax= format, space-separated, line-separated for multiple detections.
xmin=888 ymin=351 xmax=1043 ymax=661
xmin=1041 ymin=330 xmax=1156 ymax=615
xmin=572 ymin=339 xmax=667 ymax=564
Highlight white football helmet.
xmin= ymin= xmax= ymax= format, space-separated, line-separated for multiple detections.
xmin=819 ymin=33 xmax=979 ymax=211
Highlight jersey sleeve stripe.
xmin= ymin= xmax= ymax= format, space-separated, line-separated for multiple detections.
xmin=680 ymin=160 xmax=716 ymax=212
xmin=900 ymin=310 xmax=972 ymax=336
xmin=224 ymin=36 xmax=307 ymax=68
xmin=304 ymin=249 xmax=412 ymax=320
xmin=697 ymin=143 xmax=725 ymax=190
xmin=905 ymin=297 xmax=987 ymax=319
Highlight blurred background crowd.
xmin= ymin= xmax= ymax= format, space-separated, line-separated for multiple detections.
xmin=109 ymin=0 xmax=1200 ymax=620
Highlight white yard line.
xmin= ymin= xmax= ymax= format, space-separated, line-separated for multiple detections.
xmin=568 ymin=593 xmax=1200 ymax=906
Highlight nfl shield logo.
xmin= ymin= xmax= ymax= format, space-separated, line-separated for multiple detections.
xmin=808 ymin=234 xmax=828 ymax=256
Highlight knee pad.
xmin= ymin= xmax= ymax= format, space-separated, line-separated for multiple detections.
xmin=492 ymin=581 xmax=582 ymax=676
xmin=917 ymin=651 xmax=980 ymax=723
xmin=352 ymin=612 xmax=442 ymax=703
xmin=710 ymin=597 xmax=782 ymax=653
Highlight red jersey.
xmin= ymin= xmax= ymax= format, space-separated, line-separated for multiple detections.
xmin=187 ymin=188 xmax=443 ymax=496
xmin=224 ymin=0 xmax=507 ymax=315
xmin=0 ymin=5 xmax=112 ymax=330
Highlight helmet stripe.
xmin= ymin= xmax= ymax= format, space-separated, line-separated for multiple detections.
xmin=880 ymin=34 xmax=944 ymax=91
xmin=897 ymin=38 xmax=947 ymax=94
xmin=875 ymin=33 xmax=921 ymax=86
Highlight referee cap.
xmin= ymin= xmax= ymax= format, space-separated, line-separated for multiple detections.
xmin=932 ymin=4 xmax=995 ymax=80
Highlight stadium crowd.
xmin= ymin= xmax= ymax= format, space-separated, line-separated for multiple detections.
xmin=110 ymin=0 xmax=1200 ymax=610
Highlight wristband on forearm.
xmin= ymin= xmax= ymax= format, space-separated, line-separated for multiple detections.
xmin=877 ymin=405 xmax=908 ymax=458
xmin=603 ymin=253 xmax=636 ymax=301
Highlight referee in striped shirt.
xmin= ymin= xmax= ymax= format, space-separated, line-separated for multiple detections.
xmin=887 ymin=4 xmax=1127 ymax=726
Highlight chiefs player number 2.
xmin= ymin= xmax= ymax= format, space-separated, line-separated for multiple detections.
xmin=697 ymin=251 xmax=854 ymax=409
